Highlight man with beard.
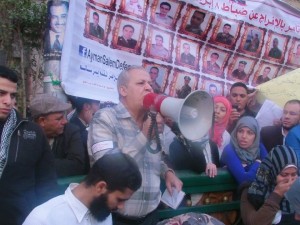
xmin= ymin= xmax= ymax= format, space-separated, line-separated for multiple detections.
xmin=23 ymin=152 xmax=142 ymax=225
xmin=261 ymin=99 xmax=300 ymax=152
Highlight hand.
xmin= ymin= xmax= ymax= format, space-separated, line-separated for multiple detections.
xmin=229 ymin=108 xmax=240 ymax=125
xmin=274 ymin=176 xmax=296 ymax=197
xmin=165 ymin=170 xmax=183 ymax=195
xmin=247 ymin=89 xmax=258 ymax=108
xmin=206 ymin=163 xmax=217 ymax=178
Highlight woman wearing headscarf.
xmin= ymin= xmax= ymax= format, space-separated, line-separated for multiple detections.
xmin=241 ymin=145 xmax=300 ymax=225
xmin=210 ymin=96 xmax=232 ymax=158
xmin=221 ymin=116 xmax=267 ymax=185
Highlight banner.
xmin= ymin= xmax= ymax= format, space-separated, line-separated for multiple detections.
xmin=61 ymin=0 xmax=300 ymax=103
xmin=257 ymin=68 xmax=300 ymax=107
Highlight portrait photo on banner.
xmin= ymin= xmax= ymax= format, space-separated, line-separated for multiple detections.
xmin=202 ymin=45 xmax=232 ymax=78
xmin=252 ymin=61 xmax=281 ymax=86
xmin=209 ymin=16 xmax=243 ymax=50
xmin=178 ymin=4 xmax=215 ymax=41
xmin=169 ymin=68 xmax=199 ymax=98
xmin=87 ymin=0 xmax=116 ymax=10
xmin=84 ymin=3 xmax=113 ymax=46
xmin=118 ymin=0 xmax=148 ymax=20
xmin=44 ymin=0 xmax=69 ymax=59
xmin=227 ymin=53 xmax=258 ymax=84
xmin=174 ymin=35 xmax=202 ymax=71
xmin=263 ymin=30 xmax=290 ymax=64
xmin=142 ymin=60 xmax=172 ymax=94
xmin=150 ymin=0 xmax=184 ymax=31
xmin=287 ymin=37 xmax=300 ymax=67
xmin=145 ymin=26 xmax=174 ymax=63
xmin=200 ymin=76 xmax=225 ymax=97
xmin=237 ymin=23 xmax=266 ymax=58
xmin=111 ymin=15 xmax=145 ymax=54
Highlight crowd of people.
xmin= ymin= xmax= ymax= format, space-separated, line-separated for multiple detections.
xmin=1 ymin=64 xmax=300 ymax=225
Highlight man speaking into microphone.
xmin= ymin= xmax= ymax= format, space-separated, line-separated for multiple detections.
xmin=88 ymin=66 xmax=182 ymax=225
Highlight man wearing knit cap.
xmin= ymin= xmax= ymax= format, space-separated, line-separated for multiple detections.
xmin=30 ymin=94 xmax=86 ymax=177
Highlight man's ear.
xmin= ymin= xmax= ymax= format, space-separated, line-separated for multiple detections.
xmin=119 ymin=85 xmax=127 ymax=97
xmin=95 ymin=181 xmax=108 ymax=195
xmin=36 ymin=116 xmax=46 ymax=127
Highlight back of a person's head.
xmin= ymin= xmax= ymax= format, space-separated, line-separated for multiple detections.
xmin=285 ymin=99 xmax=300 ymax=107
xmin=84 ymin=152 xmax=142 ymax=192
xmin=230 ymin=82 xmax=248 ymax=93
xmin=71 ymin=96 xmax=98 ymax=113
xmin=0 ymin=66 xmax=18 ymax=83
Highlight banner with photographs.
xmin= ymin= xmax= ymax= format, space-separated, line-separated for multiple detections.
xmin=60 ymin=0 xmax=300 ymax=103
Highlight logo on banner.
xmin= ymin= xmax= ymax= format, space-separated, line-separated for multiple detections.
xmin=79 ymin=45 xmax=88 ymax=57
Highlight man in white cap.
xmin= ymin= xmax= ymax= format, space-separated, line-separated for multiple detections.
xmin=30 ymin=94 xmax=86 ymax=177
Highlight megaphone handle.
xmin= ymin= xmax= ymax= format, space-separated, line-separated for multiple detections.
xmin=146 ymin=112 xmax=162 ymax=154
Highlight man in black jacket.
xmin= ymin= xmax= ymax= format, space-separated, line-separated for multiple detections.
xmin=0 ymin=66 xmax=57 ymax=225
xmin=30 ymin=94 xmax=86 ymax=177
xmin=69 ymin=96 xmax=100 ymax=173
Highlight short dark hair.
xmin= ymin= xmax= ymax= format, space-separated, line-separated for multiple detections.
xmin=160 ymin=2 xmax=171 ymax=9
xmin=193 ymin=10 xmax=206 ymax=19
xmin=150 ymin=66 xmax=159 ymax=72
xmin=71 ymin=96 xmax=100 ymax=113
xmin=230 ymin=82 xmax=248 ymax=93
xmin=123 ymin=24 xmax=134 ymax=32
xmin=285 ymin=99 xmax=300 ymax=107
xmin=209 ymin=83 xmax=217 ymax=89
xmin=93 ymin=11 xmax=99 ymax=18
xmin=224 ymin=23 xmax=231 ymax=28
xmin=155 ymin=34 xmax=163 ymax=40
xmin=211 ymin=52 xmax=219 ymax=58
xmin=0 ymin=66 xmax=18 ymax=83
xmin=84 ymin=153 xmax=142 ymax=192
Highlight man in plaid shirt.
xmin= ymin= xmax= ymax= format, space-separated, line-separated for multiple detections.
xmin=88 ymin=66 xmax=182 ymax=225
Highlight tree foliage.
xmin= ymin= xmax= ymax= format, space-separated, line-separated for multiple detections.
xmin=0 ymin=0 xmax=47 ymax=116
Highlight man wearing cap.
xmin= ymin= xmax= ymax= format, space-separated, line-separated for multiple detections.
xmin=231 ymin=61 xmax=247 ymax=80
xmin=69 ymin=96 xmax=100 ymax=173
xmin=30 ymin=94 xmax=86 ymax=177
xmin=176 ymin=76 xmax=192 ymax=99
xmin=0 ymin=66 xmax=57 ymax=225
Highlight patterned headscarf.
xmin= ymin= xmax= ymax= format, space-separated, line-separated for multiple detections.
xmin=210 ymin=96 xmax=232 ymax=147
xmin=248 ymin=145 xmax=298 ymax=213
xmin=231 ymin=116 xmax=260 ymax=166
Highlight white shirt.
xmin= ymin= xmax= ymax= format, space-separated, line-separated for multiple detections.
xmin=23 ymin=183 xmax=112 ymax=225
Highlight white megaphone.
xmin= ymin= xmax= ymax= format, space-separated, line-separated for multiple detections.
xmin=143 ymin=90 xmax=214 ymax=141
